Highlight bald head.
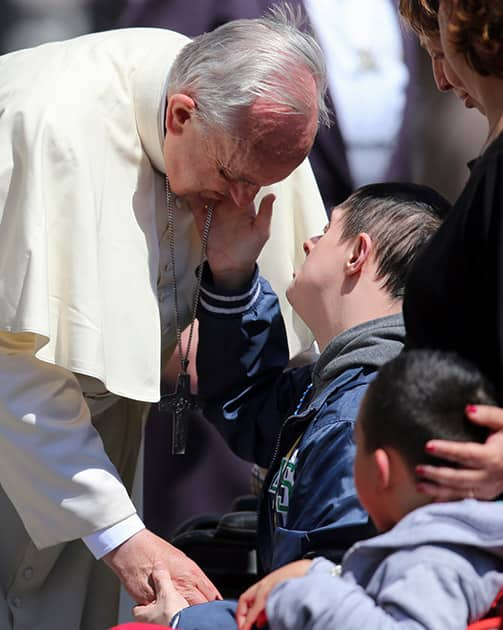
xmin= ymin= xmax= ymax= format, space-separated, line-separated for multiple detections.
xmin=241 ymin=68 xmax=319 ymax=167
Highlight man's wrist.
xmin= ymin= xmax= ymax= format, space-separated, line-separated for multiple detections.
xmin=83 ymin=513 xmax=145 ymax=559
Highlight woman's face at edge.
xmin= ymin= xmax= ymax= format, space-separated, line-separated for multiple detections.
xmin=436 ymin=0 xmax=485 ymax=114
xmin=420 ymin=30 xmax=483 ymax=112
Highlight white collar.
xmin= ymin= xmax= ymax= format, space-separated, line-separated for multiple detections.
xmin=133 ymin=32 xmax=189 ymax=173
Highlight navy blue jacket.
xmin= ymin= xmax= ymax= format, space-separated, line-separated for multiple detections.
xmin=197 ymin=265 xmax=405 ymax=574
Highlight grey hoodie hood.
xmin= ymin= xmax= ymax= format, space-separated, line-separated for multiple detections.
xmin=266 ymin=500 xmax=503 ymax=630
xmin=311 ymin=313 xmax=405 ymax=392
xmin=346 ymin=499 xmax=503 ymax=562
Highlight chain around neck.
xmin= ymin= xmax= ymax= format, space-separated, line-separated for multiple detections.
xmin=165 ymin=178 xmax=214 ymax=374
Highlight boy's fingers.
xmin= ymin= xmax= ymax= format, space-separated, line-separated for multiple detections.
xmin=242 ymin=600 xmax=265 ymax=630
xmin=150 ymin=563 xmax=173 ymax=597
xmin=236 ymin=590 xmax=255 ymax=630
xmin=255 ymin=194 xmax=275 ymax=238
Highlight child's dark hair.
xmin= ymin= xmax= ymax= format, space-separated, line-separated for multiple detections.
xmin=339 ymin=183 xmax=450 ymax=299
xmin=360 ymin=349 xmax=495 ymax=471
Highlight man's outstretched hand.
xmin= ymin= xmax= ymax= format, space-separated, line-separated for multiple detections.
xmin=104 ymin=529 xmax=221 ymax=606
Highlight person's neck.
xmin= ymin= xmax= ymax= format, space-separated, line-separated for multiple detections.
xmin=480 ymin=116 xmax=503 ymax=157
xmin=381 ymin=453 xmax=433 ymax=531
xmin=315 ymin=294 xmax=402 ymax=352
xmin=395 ymin=482 xmax=432 ymax=523
xmin=479 ymin=84 xmax=503 ymax=152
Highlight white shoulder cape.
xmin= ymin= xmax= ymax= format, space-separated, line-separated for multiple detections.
xmin=0 ymin=28 xmax=326 ymax=403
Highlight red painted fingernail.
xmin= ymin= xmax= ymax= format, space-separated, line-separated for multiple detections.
xmin=256 ymin=611 xmax=268 ymax=628
xmin=425 ymin=443 xmax=436 ymax=453
xmin=416 ymin=465 xmax=425 ymax=474
xmin=466 ymin=404 xmax=478 ymax=414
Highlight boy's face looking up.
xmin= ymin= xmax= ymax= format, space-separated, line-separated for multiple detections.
xmin=286 ymin=206 xmax=350 ymax=335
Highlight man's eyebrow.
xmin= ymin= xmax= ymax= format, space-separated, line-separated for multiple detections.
xmin=237 ymin=175 xmax=258 ymax=186
xmin=219 ymin=164 xmax=257 ymax=186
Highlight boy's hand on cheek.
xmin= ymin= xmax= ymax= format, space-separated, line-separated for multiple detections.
xmin=199 ymin=194 xmax=275 ymax=290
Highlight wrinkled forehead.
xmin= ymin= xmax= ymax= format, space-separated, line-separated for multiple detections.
xmin=207 ymin=125 xmax=305 ymax=187
xmin=243 ymin=115 xmax=316 ymax=168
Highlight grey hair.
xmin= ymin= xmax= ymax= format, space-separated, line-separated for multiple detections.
xmin=167 ymin=3 xmax=329 ymax=136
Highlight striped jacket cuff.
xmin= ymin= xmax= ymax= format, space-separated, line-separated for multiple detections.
xmin=199 ymin=263 xmax=261 ymax=316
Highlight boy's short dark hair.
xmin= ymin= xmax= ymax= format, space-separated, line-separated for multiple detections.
xmin=360 ymin=349 xmax=495 ymax=472
xmin=339 ymin=183 xmax=450 ymax=300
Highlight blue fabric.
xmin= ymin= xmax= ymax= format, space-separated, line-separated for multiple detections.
xmin=196 ymin=268 xmax=404 ymax=574
xmin=174 ymin=501 xmax=503 ymax=630
xmin=172 ymin=600 xmax=239 ymax=630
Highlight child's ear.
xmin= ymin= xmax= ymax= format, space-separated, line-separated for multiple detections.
xmin=346 ymin=233 xmax=372 ymax=275
xmin=374 ymin=448 xmax=391 ymax=491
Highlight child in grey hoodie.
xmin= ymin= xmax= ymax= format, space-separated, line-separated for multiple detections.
xmin=134 ymin=349 xmax=503 ymax=630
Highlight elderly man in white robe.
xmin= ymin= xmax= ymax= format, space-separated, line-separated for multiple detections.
xmin=0 ymin=8 xmax=329 ymax=630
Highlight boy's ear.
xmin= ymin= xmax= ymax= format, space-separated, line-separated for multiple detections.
xmin=346 ymin=233 xmax=372 ymax=275
xmin=374 ymin=448 xmax=391 ymax=491
xmin=166 ymin=93 xmax=197 ymax=135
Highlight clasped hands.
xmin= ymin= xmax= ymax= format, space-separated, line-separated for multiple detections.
xmin=103 ymin=529 xmax=220 ymax=617
xmin=132 ymin=554 xmax=313 ymax=629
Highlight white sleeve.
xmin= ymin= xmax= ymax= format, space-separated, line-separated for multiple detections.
xmin=83 ymin=514 xmax=145 ymax=559
xmin=0 ymin=339 xmax=137 ymax=549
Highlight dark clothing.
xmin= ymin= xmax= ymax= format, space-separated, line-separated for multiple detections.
xmin=404 ymin=133 xmax=503 ymax=397
xmin=197 ymin=264 xmax=405 ymax=574
xmin=119 ymin=0 xmax=265 ymax=35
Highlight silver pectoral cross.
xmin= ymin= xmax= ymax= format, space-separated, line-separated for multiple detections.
xmin=159 ymin=372 xmax=200 ymax=454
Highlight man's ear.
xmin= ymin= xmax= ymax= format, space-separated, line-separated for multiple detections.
xmin=374 ymin=448 xmax=391 ymax=491
xmin=346 ymin=233 xmax=372 ymax=275
xmin=166 ymin=93 xmax=197 ymax=135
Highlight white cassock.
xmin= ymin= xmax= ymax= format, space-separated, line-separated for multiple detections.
xmin=0 ymin=28 xmax=327 ymax=629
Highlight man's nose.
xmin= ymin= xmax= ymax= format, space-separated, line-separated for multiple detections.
xmin=229 ymin=182 xmax=260 ymax=207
